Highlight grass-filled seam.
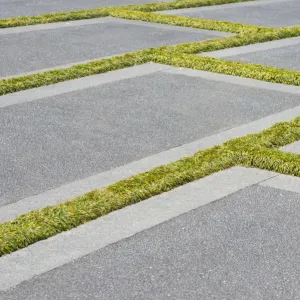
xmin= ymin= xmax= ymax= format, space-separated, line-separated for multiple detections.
xmin=0 ymin=0 xmax=252 ymax=28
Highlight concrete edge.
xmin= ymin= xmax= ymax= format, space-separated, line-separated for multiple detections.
xmin=160 ymin=0 xmax=291 ymax=15
xmin=163 ymin=67 xmax=300 ymax=94
xmin=0 ymin=63 xmax=171 ymax=109
xmin=2 ymin=64 xmax=300 ymax=110
xmin=280 ymin=141 xmax=300 ymax=154
xmin=198 ymin=37 xmax=300 ymax=58
xmin=0 ymin=167 xmax=278 ymax=291
xmin=0 ymin=16 xmax=231 ymax=35
xmin=260 ymin=174 xmax=300 ymax=194
xmin=2 ymin=97 xmax=300 ymax=223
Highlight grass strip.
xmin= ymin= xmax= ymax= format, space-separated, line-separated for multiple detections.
xmin=109 ymin=9 xmax=261 ymax=33
xmin=151 ymin=50 xmax=300 ymax=86
xmin=0 ymin=0 xmax=251 ymax=28
xmin=0 ymin=50 xmax=153 ymax=96
xmin=121 ymin=0 xmax=252 ymax=12
xmin=2 ymin=117 xmax=300 ymax=256
xmin=0 ymin=8 xmax=111 ymax=28
xmin=0 ymin=147 xmax=235 ymax=256
xmin=169 ymin=26 xmax=300 ymax=54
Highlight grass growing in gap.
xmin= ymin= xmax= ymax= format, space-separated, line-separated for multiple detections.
xmin=0 ymin=0 xmax=251 ymax=28
xmin=1 ymin=118 xmax=300 ymax=256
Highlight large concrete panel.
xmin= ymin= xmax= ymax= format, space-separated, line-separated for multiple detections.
xmin=0 ymin=18 xmax=229 ymax=78
xmin=2 ymin=184 xmax=300 ymax=299
xmin=0 ymin=68 xmax=300 ymax=205
xmin=0 ymin=0 xmax=171 ymax=19
xmin=162 ymin=0 xmax=300 ymax=28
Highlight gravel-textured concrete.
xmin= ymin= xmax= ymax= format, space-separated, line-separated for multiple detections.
xmin=0 ymin=19 xmax=229 ymax=78
xmin=2 ymin=184 xmax=300 ymax=299
xmin=0 ymin=0 xmax=171 ymax=19
xmin=223 ymin=44 xmax=300 ymax=72
xmin=1 ymin=71 xmax=300 ymax=205
xmin=162 ymin=0 xmax=300 ymax=27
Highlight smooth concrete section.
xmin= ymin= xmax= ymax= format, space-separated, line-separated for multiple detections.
xmin=199 ymin=37 xmax=300 ymax=58
xmin=2 ymin=68 xmax=300 ymax=206
xmin=161 ymin=0 xmax=300 ymax=28
xmin=0 ymin=0 xmax=172 ymax=19
xmin=261 ymin=173 xmax=300 ymax=194
xmin=207 ymin=40 xmax=300 ymax=72
xmin=0 ymin=17 xmax=229 ymax=78
xmin=281 ymin=141 xmax=300 ymax=154
xmin=0 ymin=167 xmax=277 ymax=292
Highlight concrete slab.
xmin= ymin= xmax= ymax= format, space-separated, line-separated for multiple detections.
xmin=2 ymin=183 xmax=300 ymax=299
xmin=0 ymin=0 xmax=172 ymax=19
xmin=0 ymin=17 xmax=229 ymax=78
xmin=161 ymin=0 xmax=300 ymax=28
xmin=202 ymin=37 xmax=300 ymax=71
xmin=0 ymin=167 xmax=277 ymax=291
xmin=1 ymin=66 xmax=300 ymax=206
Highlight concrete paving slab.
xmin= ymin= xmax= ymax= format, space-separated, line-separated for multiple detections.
xmin=0 ymin=167 xmax=277 ymax=291
xmin=0 ymin=0 xmax=172 ymax=19
xmin=202 ymin=37 xmax=300 ymax=71
xmin=0 ymin=17 xmax=229 ymax=78
xmin=1 ymin=67 xmax=300 ymax=206
xmin=2 ymin=183 xmax=300 ymax=299
xmin=161 ymin=0 xmax=300 ymax=28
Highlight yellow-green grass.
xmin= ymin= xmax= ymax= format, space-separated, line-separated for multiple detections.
xmin=0 ymin=0 xmax=251 ymax=28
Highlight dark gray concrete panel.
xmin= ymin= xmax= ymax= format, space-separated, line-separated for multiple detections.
xmin=0 ymin=71 xmax=300 ymax=205
xmin=0 ymin=0 xmax=170 ymax=19
xmin=225 ymin=44 xmax=300 ymax=71
xmin=0 ymin=19 xmax=228 ymax=78
xmin=163 ymin=0 xmax=300 ymax=28
xmin=3 ymin=185 xmax=300 ymax=299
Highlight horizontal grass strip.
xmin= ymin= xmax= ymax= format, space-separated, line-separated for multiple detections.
xmin=0 ymin=0 xmax=252 ymax=28
xmin=151 ymin=51 xmax=300 ymax=86
xmin=110 ymin=9 xmax=261 ymax=33
xmin=0 ymin=50 xmax=153 ymax=96
xmin=121 ymin=0 xmax=252 ymax=12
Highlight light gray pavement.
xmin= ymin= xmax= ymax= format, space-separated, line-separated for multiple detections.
xmin=201 ymin=37 xmax=300 ymax=71
xmin=0 ymin=0 xmax=172 ymax=19
xmin=0 ymin=17 xmax=230 ymax=78
xmin=2 ymin=168 xmax=300 ymax=299
xmin=2 ymin=65 xmax=300 ymax=206
xmin=161 ymin=0 xmax=300 ymax=28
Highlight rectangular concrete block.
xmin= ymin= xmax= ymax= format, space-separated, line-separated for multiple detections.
xmin=1 ymin=67 xmax=300 ymax=205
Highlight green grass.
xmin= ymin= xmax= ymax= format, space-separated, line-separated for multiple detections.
xmin=0 ymin=0 xmax=251 ymax=28
xmin=151 ymin=50 xmax=300 ymax=86
xmin=109 ymin=9 xmax=262 ymax=33
xmin=1 ymin=117 xmax=300 ymax=256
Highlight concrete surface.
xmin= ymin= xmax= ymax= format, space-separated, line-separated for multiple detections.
xmin=0 ymin=0 xmax=171 ymax=19
xmin=1 ymin=67 xmax=300 ymax=205
xmin=218 ymin=43 xmax=300 ymax=71
xmin=161 ymin=0 xmax=300 ymax=28
xmin=0 ymin=17 xmax=229 ymax=78
xmin=2 ymin=182 xmax=300 ymax=299
xmin=0 ymin=167 xmax=277 ymax=291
